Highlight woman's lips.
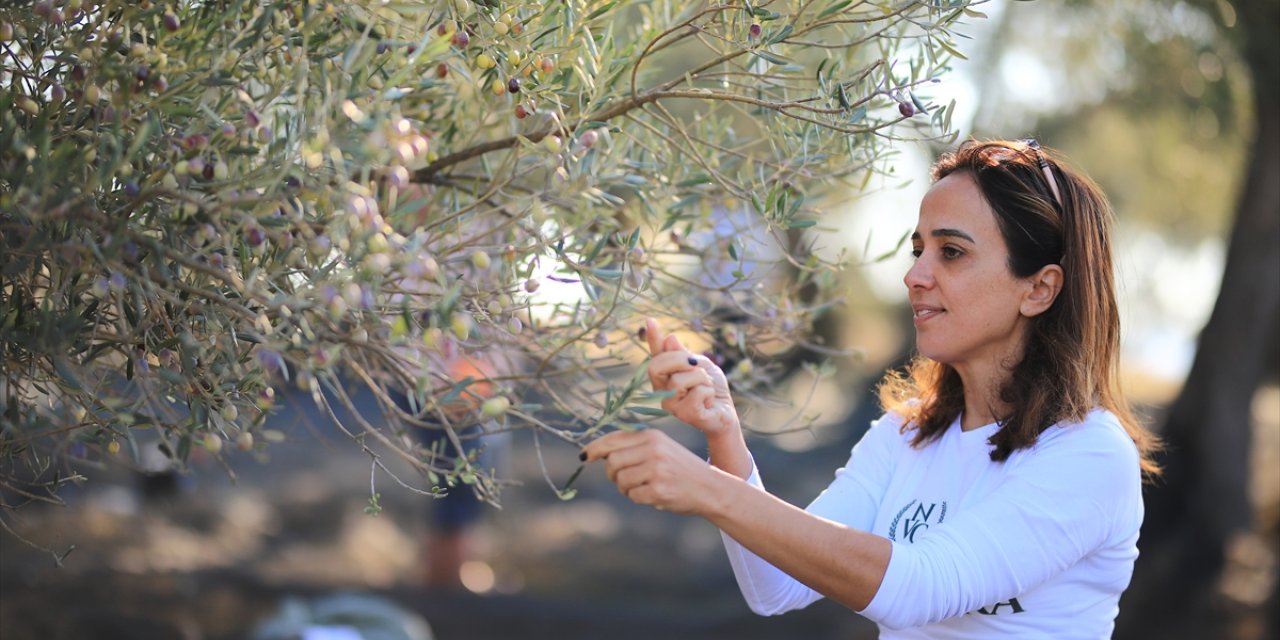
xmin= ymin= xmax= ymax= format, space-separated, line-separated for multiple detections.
xmin=912 ymin=304 xmax=944 ymax=324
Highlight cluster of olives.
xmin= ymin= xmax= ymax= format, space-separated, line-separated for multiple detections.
xmin=432 ymin=16 xmax=557 ymax=121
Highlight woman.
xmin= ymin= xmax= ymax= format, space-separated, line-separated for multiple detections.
xmin=583 ymin=139 xmax=1162 ymax=637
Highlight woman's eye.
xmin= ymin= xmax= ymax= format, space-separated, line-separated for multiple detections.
xmin=942 ymin=246 xmax=963 ymax=259
xmin=910 ymin=247 xmax=923 ymax=258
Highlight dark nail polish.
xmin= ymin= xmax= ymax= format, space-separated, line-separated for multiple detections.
xmin=578 ymin=450 xmax=588 ymax=461
xmin=687 ymin=356 xmax=698 ymax=366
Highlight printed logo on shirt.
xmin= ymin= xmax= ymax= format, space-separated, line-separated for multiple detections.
xmin=974 ymin=598 xmax=1026 ymax=615
xmin=886 ymin=499 xmax=948 ymax=543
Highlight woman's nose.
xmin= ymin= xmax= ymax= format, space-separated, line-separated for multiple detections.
xmin=903 ymin=257 xmax=931 ymax=289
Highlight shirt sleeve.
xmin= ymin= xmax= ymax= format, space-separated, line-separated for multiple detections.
xmin=720 ymin=413 xmax=905 ymax=616
xmin=859 ymin=414 xmax=1143 ymax=630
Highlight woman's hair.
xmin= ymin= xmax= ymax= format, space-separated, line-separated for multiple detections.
xmin=878 ymin=139 xmax=1161 ymax=478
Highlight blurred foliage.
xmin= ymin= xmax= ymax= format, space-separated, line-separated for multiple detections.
xmin=975 ymin=0 xmax=1250 ymax=241
xmin=0 ymin=0 xmax=981 ymax=517
xmin=1041 ymin=105 xmax=1245 ymax=241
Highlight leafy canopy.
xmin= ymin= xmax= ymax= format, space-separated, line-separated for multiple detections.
xmin=0 ymin=0 xmax=980 ymax=515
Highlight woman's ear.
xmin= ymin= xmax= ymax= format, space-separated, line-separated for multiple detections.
xmin=1021 ymin=264 xmax=1064 ymax=317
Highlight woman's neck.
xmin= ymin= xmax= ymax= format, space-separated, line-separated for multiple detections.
xmin=953 ymin=361 xmax=1013 ymax=431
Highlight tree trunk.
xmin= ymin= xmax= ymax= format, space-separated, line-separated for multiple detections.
xmin=1117 ymin=2 xmax=1280 ymax=635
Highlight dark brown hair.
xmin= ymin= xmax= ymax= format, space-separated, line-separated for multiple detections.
xmin=878 ymin=139 xmax=1161 ymax=478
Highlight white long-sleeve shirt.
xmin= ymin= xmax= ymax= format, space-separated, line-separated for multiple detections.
xmin=720 ymin=409 xmax=1143 ymax=638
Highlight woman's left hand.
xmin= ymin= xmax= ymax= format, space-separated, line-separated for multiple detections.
xmin=582 ymin=428 xmax=724 ymax=516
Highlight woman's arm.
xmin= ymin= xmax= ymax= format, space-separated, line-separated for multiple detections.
xmin=582 ymin=429 xmax=892 ymax=612
xmin=708 ymin=462 xmax=894 ymax=612
xmin=718 ymin=412 xmax=902 ymax=614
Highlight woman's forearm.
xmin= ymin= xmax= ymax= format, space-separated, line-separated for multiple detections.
xmin=705 ymin=428 xmax=753 ymax=479
xmin=701 ymin=465 xmax=892 ymax=612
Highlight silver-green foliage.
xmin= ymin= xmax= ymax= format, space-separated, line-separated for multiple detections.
xmin=0 ymin=0 xmax=980 ymax=511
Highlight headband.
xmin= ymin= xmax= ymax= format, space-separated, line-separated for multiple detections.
xmin=1022 ymin=139 xmax=1063 ymax=206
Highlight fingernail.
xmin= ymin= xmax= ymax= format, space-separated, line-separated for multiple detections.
xmin=578 ymin=450 xmax=588 ymax=461
xmin=687 ymin=356 xmax=698 ymax=366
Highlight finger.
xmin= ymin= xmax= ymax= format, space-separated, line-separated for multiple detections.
xmin=687 ymin=385 xmax=717 ymax=416
xmin=668 ymin=369 xmax=713 ymax=398
xmin=650 ymin=350 xmax=700 ymax=374
xmin=663 ymin=386 xmax=713 ymax=421
xmin=686 ymin=352 xmax=727 ymax=378
xmin=601 ymin=444 xmax=653 ymax=482
xmin=581 ymin=429 xmax=652 ymax=463
xmin=644 ymin=318 xmax=663 ymax=356
xmin=662 ymin=332 xmax=687 ymax=353
xmin=613 ymin=465 xmax=649 ymax=495
xmin=648 ymin=351 xmax=701 ymax=388
xmin=624 ymin=482 xmax=658 ymax=507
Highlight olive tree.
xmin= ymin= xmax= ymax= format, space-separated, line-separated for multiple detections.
xmin=0 ymin=0 xmax=977 ymax=537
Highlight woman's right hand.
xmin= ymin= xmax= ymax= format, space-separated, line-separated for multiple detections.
xmin=643 ymin=318 xmax=740 ymax=439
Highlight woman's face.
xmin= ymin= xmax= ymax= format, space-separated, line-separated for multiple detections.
xmin=905 ymin=172 xmax=1036 ymax=372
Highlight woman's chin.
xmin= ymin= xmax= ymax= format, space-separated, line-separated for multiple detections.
xmin=914 ymin=343 xmax=946 ymax=364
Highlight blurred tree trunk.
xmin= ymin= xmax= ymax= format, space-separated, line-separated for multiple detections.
xmin=1118 ymin=1 xmax=1280 ymax=637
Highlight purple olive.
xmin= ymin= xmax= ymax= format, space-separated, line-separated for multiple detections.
xmin=256 ymin=349 xmax=284 ymax=373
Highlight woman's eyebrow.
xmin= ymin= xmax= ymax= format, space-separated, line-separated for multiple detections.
xmin=910 ymin=228 xmax=976 ymax=243
xmin=932 ymin=228 xmax=974 ymax=242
